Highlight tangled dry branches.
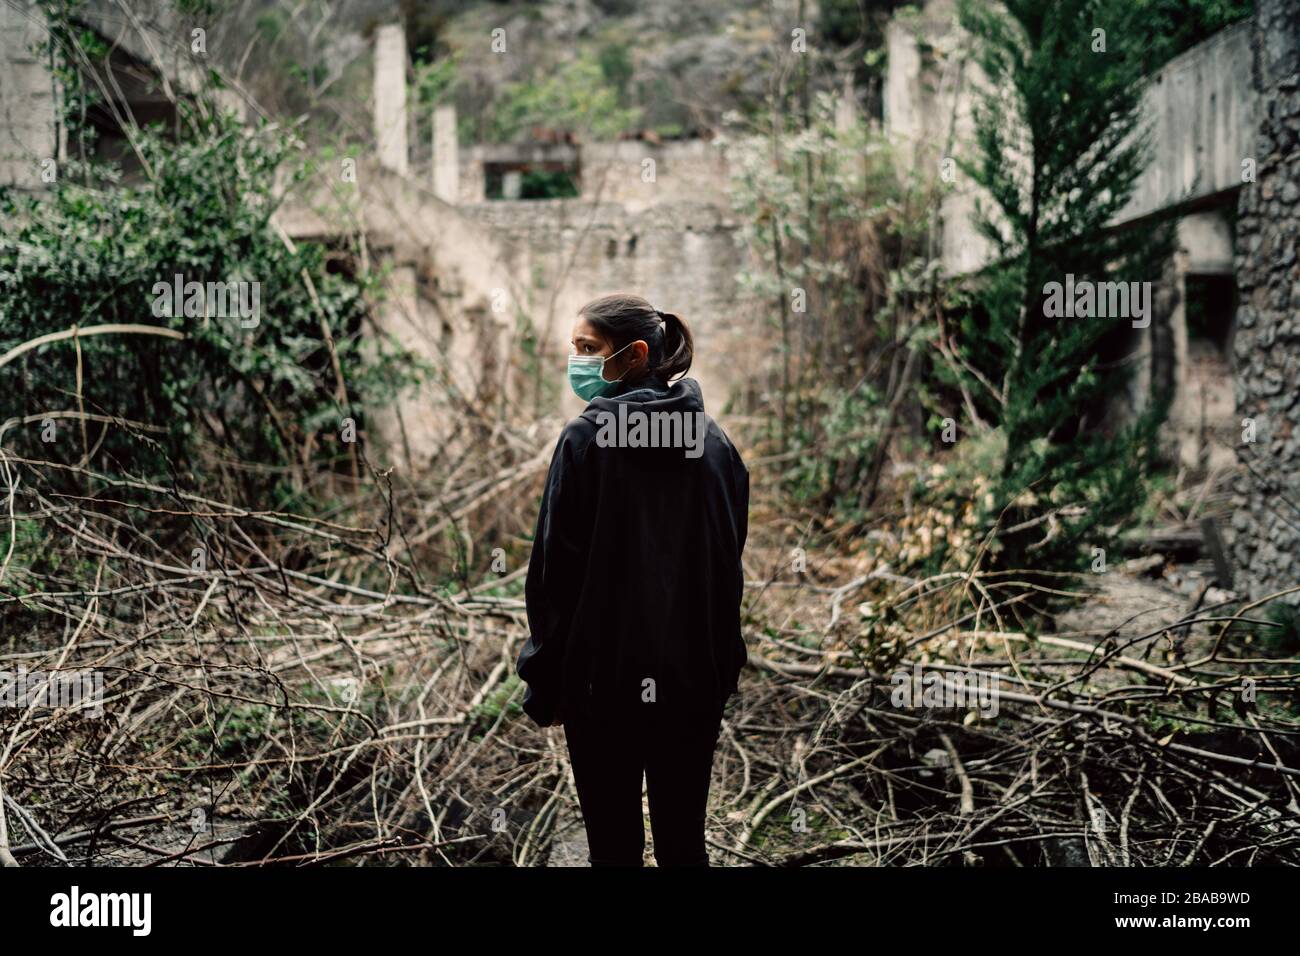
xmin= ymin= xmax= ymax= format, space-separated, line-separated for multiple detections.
xmin=2 ymin=427 xmax=1299 ymax=867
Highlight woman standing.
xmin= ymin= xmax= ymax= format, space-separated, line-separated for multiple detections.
xmin=516 ymin=292 xmax=749 ymax=867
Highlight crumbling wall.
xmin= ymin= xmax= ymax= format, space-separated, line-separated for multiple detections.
xmin=1119 ymin=21 xmax=1258 ymax=224
xmin=576 ymin=140 xmax=731 ymax=211
xmin=1231 ymin=0 xmax=1300 ymax=602
xmin=1 ymin=0 xmax=243 ymax=190
xmin=884 ymin=2 xmax=1259 ymax=273
xmin=455 ymin=139 xmax=731 ymax=208
xmin=455 ymin=197 xmax=745 ymax=424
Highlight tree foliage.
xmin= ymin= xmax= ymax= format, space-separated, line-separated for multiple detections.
xmin=486 ymin=54 xmax=642 ymax=143
xmin=0 ymin=100 xmax=418 ymax=504
xmin=942 ymin=0 xmax=1177 ymax=570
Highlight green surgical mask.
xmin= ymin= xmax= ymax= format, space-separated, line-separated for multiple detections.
xmin=568 ymin=341 xmax=634 ymax=401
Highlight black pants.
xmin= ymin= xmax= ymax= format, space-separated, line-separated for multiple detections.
xmin=562 ymin=700 xmax=723 ymax=867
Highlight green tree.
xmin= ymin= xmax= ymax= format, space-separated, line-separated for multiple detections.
xmin=1132 ymin=0 xmax=1254 ymax=73
xmin=487 ymin=55 xmax=642 ymax=143
xmin=946 ymin=0 xmax=1176 ymax=570
xmin=0 ymin=100 xmax=419 ymax=505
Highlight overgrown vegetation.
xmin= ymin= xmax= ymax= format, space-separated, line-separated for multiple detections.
xmin=935 ymin=0 xmax=1177 ymax=572
xmin=3 ymin=0 xmax=1294 ymax=871
xmin=1 ymin=16 xmax=419 ymax=504
xmin=729 ymin=87 xmax=942 ymax=522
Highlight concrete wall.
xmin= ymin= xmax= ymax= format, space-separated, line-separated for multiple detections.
xmin=290 ymin=31 xmax=746 ymax=467
xmin=884 ymin=1 xmax=1265 ymax=482
xmin=575 ymin=140 xmax=731 ymax=211
xmin=1119 ymin=20 xmax=1258 ymax=224
xmin=883 ymin=0 xmax=964 ymax=171
xmin=883 ymin=0 xmax=993 ymax=276
xmin=1 ymin=0 xmax=244 ymax=190
xmin=278 ymin=158 xmax=744 ymax=469
xmin=456 ymin=197 xmax=743 ymax=416
xmin=454 ymin=138 xmax=731 ymax=209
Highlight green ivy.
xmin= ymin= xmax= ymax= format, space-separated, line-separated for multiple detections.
xmin=1 ymin=96 xmax=421 ymax=500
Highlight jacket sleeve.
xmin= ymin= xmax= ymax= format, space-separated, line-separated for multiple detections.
xmin=734 ymin=449 xmax=750 ymax=565
xmin=517 ymin=426 xmax=592 ymax=727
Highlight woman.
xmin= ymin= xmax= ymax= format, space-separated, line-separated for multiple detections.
xmin=516 ymin=292 xmax=749 ymax=867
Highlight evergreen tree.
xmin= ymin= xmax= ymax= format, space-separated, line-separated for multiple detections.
xmin=947 ymin=0 xmax=1177 ymax=570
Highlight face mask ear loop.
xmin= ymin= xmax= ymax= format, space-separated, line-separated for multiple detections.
xmin=601 ymin=340 xmax=637 ymax=383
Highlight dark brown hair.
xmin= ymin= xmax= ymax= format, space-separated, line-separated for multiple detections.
xmin=578 ymin=292 xmax=693 ymax=382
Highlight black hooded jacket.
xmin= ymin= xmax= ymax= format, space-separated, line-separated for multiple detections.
xmin=516 ymin=375 xmax=749 ymax=727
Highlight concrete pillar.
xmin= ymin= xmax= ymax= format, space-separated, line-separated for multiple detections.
xmin=1164 ymin=247 xmax=1196 ymax=471
xmin=373 ymin=24 xmax=408 ymax=176
xmin=882 ymin=19 xmax=923 ymax=169
xmin=835 ymin=72 xmax=856 ymax=134
xmin=372 ymin=264 xmax=423 ymax=468
xmin=0 ymin=0 xmax=63 ymax=189
xmin=432 ymin=103 xmax=459 ymax=203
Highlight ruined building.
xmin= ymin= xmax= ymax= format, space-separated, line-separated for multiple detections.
xmin=3 ymin=0 xmax=1296 ymax=601
xmin=888 ymin=0 xmax=1299 ymax=604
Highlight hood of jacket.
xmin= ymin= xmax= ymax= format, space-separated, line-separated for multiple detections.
xmin=576 ymin=375 xmax=712 ymax=463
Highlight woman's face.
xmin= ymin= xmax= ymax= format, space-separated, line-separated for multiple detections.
xmin=571 ymin=317 xmax=648 ymax=382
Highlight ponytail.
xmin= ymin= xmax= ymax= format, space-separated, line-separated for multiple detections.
xmin=653 ymin=310 xmax=693 ymax=381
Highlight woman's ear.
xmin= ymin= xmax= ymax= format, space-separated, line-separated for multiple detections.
xmin=608 ymin=339 xmax=649 ymax=380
